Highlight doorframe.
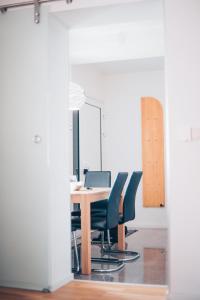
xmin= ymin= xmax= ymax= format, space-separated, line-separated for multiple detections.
xmin=52 ymin=0 xmax=168 ymax=290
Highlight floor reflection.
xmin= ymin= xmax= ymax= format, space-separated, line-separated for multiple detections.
xmin=73 ymin=228 xmax=167 ymax=285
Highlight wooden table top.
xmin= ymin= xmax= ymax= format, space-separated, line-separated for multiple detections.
xmin=71 ymin=187 xmax=110 ymax=204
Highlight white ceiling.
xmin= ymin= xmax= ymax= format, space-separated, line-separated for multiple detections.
xmin=69 ymin=19 xmax=164 ymax=64
xmin=56 ymin=0 xmax=164 ymax=68
xmin=77 ymin=56 xmax=164 ymax=75
xmin=56 ymin=0 xmax=163 ymax=28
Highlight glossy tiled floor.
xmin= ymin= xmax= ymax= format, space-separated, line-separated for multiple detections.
xmin=73 ymin=228 xmax=167 ymax=285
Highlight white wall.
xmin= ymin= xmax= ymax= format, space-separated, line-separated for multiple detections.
xmin=103 ymin=70 xmax=167 ymax=228
xmin=165 ymin=0 xmax=200 ymax=299
xmin=0 ymin=8 xmax=72 ymax=291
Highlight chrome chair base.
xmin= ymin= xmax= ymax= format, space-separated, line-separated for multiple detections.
xmin=91 ymin=258 xmax=125 ymax=273
xmin=90 ymin=231 xmax=125 ymax=272
xmin=103 ymin=249 xmax=140 ymax=262
xmin=103 ymin=230 xmax=140 ymax=262
xmin=92 ymin=257 xmax=122 ymax=264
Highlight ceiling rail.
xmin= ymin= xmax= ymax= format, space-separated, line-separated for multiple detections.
xmin=0 ymin=0 xmax=73 ymax=23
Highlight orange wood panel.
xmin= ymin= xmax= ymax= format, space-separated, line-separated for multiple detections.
xmin=141 ymin=97 xmax=165 ymax=207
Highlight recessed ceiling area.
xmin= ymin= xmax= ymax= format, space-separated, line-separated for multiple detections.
xmin=55 ymin=0 xmax=164 ymax=70
xmin=73 ymin=57 xmax=164 ymax=75
xmin=56 ymin=0 xmax=163 ymax=28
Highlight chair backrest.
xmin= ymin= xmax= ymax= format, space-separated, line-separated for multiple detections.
xmin=107 ymin=172 xmax=128 ymax=229
xmin=84 ymin=171 xmax=111 ymax=188
xmin=123 ymin=171 xmax=143 ymax=223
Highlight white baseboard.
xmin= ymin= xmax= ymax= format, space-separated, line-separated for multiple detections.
xmin=49 ymin=273 xmax=74 ymax=292
xmin=129 ymin=224 xmax=168 ymax=229
xmin=0 ymin=273 xmax=74 ymax=292
xmin=168 ymin=292 xmax=200 ymax=300
xmin=0 ymin=280 xmax=47 ymax=291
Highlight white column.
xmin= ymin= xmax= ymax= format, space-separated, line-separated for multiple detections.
xmin=0 ymin=7 xmax=72 ymax=291
xmin=47 ymin=14 xmax=73 ymax=291
xmin=165 ymin=0 xmax=200 ymax=299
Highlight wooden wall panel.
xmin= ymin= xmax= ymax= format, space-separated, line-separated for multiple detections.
xmin=141 ymin=97 xmax=165 ymax=207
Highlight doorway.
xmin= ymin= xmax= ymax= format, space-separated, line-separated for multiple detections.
xmin=57 ymin=0 xmax=167 ymax=286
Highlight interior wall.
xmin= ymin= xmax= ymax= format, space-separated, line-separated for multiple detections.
xmin=165 ymin=0 xmax=200 ymax=298
xmin=0 ymin=8 xmax=72 ymax=291
xmin=102 ymin=70 xmax=167 ymax=228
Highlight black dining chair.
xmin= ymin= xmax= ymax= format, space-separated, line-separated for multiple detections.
xmin=71 ymin=170 xmax=111 ymax=273
xmin=93 ymin=171 xmax=143 ymax=262
xmin=72 ymin=172 xmax=128 ymax=272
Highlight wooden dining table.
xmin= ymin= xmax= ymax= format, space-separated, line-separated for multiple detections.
xmin=71 ymin=187 xmax=125 ymax=275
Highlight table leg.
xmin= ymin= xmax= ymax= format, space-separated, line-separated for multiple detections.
xmin=80 ymin=199 xmax=91 ymax=275
xmin=118 ymin=224 xmax=125 ymax=250
xmin=118 ymin=195 xmax=125 ymax=250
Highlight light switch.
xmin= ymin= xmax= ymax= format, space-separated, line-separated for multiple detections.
xmin=179 ymin=127 xmax=200 ymax=142
xmin=178 ymin=126 xmax=191 ymax=142
xmin=191 ymin=128 xmax=200 ymax=141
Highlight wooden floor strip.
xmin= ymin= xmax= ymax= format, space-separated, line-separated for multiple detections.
xmin=0 ymin=280 xmax=168 ymax=300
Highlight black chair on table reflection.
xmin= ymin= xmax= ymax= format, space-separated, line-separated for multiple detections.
xmin=92 ymin=171 xmax=143 ymax=262
xmin=71 ymin=170 xmax=111 ymax=273
xmin=71 ymin=226 xmax=80 ymax=273
xmin=71 ymin=171 xmax=111 ymax=217
xmin=84 ymin=170 xmax=111 ymax=189
xmin=72 ymin=172 xmax=128 ymax=272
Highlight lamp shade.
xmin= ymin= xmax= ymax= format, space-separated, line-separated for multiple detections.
xmin=69 ymin=81 xmax=86 ymax=110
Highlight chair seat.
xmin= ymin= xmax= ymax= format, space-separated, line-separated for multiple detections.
xmin=72 ymin=215 xmax=109 ymax=231
xmin=91 ymin=206 xmax=123 ymax=221
xmin=71 ymin=210 xmax=81 ymax=217
xmin=91 ymin=199 xmax=108 ymax=210
xmin=71 ymin=199 xmax=108 ymax=218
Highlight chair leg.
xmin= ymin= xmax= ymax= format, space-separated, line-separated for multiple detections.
xmin=107 ymin=229 xmax=112 ymax=249
xmin=103 ymin=229 xmax=140 ymax=262
xmin=100 ymin=231 xmax=107 ymax=252
xmin=91 ymin=231 xmax=125 ymax=272
xmin=72 ymin=231 xmax=80 ymax=273
xmin=91 ymin=231 xmax=110 ymax=246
